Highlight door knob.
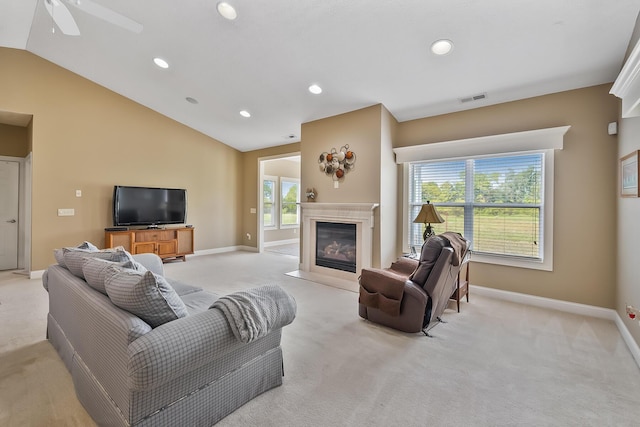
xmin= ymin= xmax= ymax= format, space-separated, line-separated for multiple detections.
xmin=6 ymin=219 xmax=16 ymax=223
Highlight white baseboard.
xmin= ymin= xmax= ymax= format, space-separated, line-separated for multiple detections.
xmin=470 ymin=285 xmax=614 ymax=319
xmin=470 ymin=284 xmax=640 ymax=369
xmin=193 ymin=245 xmax=258 ymax=256
xmin=613 ymin=312 xmax=640 ymax=369
xmin=29 ymin=270 xmax=44 ymax=280
xmin=264 ymin=238 xmax=299 ymax=248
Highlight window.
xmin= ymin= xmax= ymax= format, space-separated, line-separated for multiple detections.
xmin=280 ymin=178 xmax=299 ymax=227
xmin=409 ymin=152 xmax=549 ymax=269
xmin=263 ymin=177 xmax=276 ymax=228
xmin=396 ymin=126 xmax=568 ymax=271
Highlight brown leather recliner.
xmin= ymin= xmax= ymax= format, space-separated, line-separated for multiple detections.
xmin=358 ymin=233 xmax=470 ymax=334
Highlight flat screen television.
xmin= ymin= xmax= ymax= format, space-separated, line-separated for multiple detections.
xmin=113 ymin=185 xmax=187 ymax=227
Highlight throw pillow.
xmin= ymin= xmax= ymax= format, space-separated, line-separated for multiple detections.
xmin=63 ymin=246 xmax=133 ymax=279
xmin=82 ymin=257 xmax=147 ymax=295
xmin=104 ymin=268 xmax=188 ymax=328
xmin=54 ymin=241 xmax=99 ymax=268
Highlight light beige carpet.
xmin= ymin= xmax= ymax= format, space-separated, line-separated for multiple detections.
xmin=1 ymin=251 xmax=639 ymax=426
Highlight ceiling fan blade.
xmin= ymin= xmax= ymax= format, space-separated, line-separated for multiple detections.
xmin=44 ymin=0 xmax=80 ymax=36
xmin=68 ymin=0 xmax=143 ymax=34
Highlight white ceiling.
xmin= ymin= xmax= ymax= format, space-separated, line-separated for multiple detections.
xmin=1 ymin=0 xmax=640 ymax=152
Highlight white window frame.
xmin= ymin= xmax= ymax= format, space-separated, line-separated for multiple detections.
xmin=395 ymin=126 xmax=570 ymax=272
xmin=262 ymin=175 xmax=278 ymax=230
xmin=279 ymin=177 xmax=300 ymax=229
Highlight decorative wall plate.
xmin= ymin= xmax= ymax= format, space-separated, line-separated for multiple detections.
xmin=318 ymin=144 xmax=356 ymax=181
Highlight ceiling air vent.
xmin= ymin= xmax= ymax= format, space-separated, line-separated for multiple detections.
xmin=459 ymin=93 xmax=487 ymax=104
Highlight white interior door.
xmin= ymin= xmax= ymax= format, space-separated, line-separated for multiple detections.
xmin=0 ymin=161 xmax=19 ymax=270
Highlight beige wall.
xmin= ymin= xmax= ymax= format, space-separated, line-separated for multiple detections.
xmin=0 ymin=123 xmax=29 ymax=157
xmin=301 ymin=105 xmax=386 ymax=267
xmin=398 ymin=84 xmax=619 ymax=308
xmin=617 ymin=114 xmax=640 ymax=347
xmin=380 ymin=106 xmax=399 ymax=268
xmin=1 ymin=46 xmax=622 ymax=313
xmin=0 ymin=48 xmax=244 ymax=270
xmin=617 ymin=15 xmax=640 ymax=348
xmin=263 ymin=158 xmax=300 ymax=243
xmin=241 ymin=143 xmax=300 ymax=249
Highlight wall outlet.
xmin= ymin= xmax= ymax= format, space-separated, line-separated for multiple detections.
xmin=58 ymin=208 xmax=75 ymax=216
xmin=75 ymin=190 xmax=82 ymax=197
xmin=246 ymin=233 xmax=251 ymax=240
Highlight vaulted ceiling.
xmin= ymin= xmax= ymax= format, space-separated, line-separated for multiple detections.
xmin=2 ymin=0 xmax=640 ymax=151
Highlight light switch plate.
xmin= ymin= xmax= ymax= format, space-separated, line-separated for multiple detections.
xmin=58 ymin=208 xmax=75 ymax=216
xmin=76 ymin=190 xmax=82 ymax=197
xmin=250 ymin=208 xmax=257 ymax=214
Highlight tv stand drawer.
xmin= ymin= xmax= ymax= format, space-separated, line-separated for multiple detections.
xmin=135 ymin=230 xmax=176 ymax=242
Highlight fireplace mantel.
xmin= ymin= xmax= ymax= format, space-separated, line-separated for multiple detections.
xmin=297 ymin=202 xmax=379 ymax=290
xmin=299 ymin=202 xmax=379 ymax=223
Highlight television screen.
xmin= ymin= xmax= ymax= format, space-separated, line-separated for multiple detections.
xmin=113 ymin=186 xmax=187 ymax=226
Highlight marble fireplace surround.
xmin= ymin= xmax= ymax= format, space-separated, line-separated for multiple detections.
xmin=291 ymin=202 xmax=379 ymax=292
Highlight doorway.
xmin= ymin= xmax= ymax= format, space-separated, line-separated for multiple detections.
xmin=258 ymin=154 xmax=301 ymax=259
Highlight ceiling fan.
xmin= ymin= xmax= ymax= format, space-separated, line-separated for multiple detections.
xmin=43 ymin=0 xmax=143 ymax=36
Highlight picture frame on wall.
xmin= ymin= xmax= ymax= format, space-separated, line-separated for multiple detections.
xmin=621 ymin=150 xmax=640 ymax=197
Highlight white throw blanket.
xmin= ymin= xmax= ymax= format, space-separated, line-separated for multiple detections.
xmin=211 ymin=285 xmax=297 ymax=343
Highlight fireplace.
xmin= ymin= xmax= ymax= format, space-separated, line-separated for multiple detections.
xmin=293 ymin=203 xmax=379 ymax=291
xmin=315 ymin=222 xmax=356 ymax=273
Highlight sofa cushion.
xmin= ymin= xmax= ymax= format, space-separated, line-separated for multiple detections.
xmin=82 ymin=257 xmax=147 ymax=295
xmin=104 ymin=268 xmax=188 ymax=327
xmin=165 ymin=278 xmax=203 ymax=296
xmin=63 ymin=246 xmax=133 ymax=279
xmin=409 ymin=236 xmax=446 ymax=286
xmin=54 ymin=241 xmax=99 ymax=268
xmin=180 ymin=290 xmax=219 ymax=315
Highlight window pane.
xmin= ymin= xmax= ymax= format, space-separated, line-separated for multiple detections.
xmin=410 ymin=205 xmax=465 ymax=249
xmin=281 ymin=180 xmax=299 ymax=226
xmin=430 ymin=206 xmax=465 ymax=235
xmin=264 ymin=203 xmax=274 ymax=226
xmin=408 ymin=152 xmax=545 ymax=260
xmin=263 ymin=180 xmax=275 ymax=227
xmin=474 ymin=154 xmax=542 ymax=204
xmin=473 ymin=207 xmax=540 ymax=258
xmin=411 ymin=161 xmax=466 ymax=204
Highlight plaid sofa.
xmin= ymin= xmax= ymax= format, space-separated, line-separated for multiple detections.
xmin=43 ymin=253 xmax=287 ymax=426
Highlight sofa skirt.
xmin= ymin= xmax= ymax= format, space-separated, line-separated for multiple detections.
xmin=71 ymin=344 xmax=284 ymax=427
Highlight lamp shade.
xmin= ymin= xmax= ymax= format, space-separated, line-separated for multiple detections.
xmin=413 ymin=201 xmax=445 ymax=224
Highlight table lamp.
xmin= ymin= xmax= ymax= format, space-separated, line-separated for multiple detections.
xmin=413 ymin=201 xmax=445 ymax=241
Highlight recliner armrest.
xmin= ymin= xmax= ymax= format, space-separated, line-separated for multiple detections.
xmin=360 ymin=268 xmax=408 ymax=295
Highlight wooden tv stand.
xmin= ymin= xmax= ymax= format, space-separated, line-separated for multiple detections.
xmin=105 ymin=227 xmax=194 ymax=262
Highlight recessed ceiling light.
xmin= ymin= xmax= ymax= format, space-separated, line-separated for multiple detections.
xmin=431 ymin=39 xmax=454 ymax=55
xmin=186 ymin=97 xmax=199 ymax=104
xmin=308 ymin=84 xmax=323 ymax=95
xmin=217 ymin=2 xmax=237 ymax=20
xmin=239 ymin=110 xmax=251 ymax=118
xmin=153 ymin=57 xmax=169 ymax=69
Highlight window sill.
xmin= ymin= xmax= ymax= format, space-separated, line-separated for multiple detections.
xmin=471 ymin=252 xmax=552 ymax=271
